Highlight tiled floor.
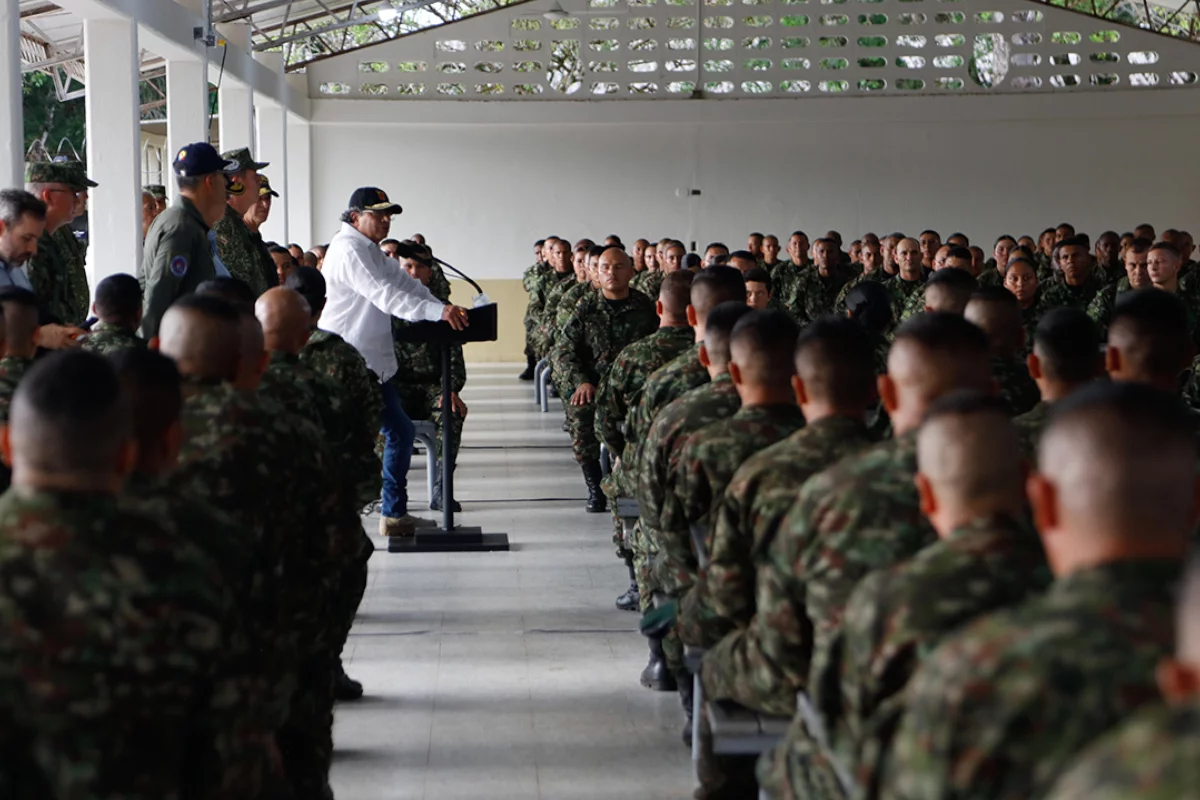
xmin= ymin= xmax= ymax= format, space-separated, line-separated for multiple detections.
xmin=333 ymin=364 xmax=695 ymax=800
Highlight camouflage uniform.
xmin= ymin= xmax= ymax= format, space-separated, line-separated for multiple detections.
xmin=212 ymin=204 xmax=270 ymax=296
xmin=531 ymin=271 xmax=577 ymax=359
xmin=301 ymin=328 xmax=383 ymax=508
xmin=691 ymin=416 xmax=873 ymax=655
xmin=783 ymin=265 xmax=854 ymax=325
xmin=1044 ymin=698 xmax=1200 ymax=800
xmin=1018 ymin=297 xmax=1046 ymax=357
xmin=771 ymin=260 xmax=806 ymax=313
xmin=52 ymin=225 xmax=90 ymax=323
xmin=1085 ymin=276 xmax=1131 ymax=336
xmin=883 ymin=559 xmax=1181 ymax=800
xmin=78 ymin=321 xmax=146 ymax=356
xmin=885 ymin=276 xmax=926 ymax=325
xmin=992 ymin=356 xmax=1039 ymax=416
xmin=1036 ymin=273 xmax=1105 ymax=312
xmin=522 ymin=260 xmax=551 ymax=362
xmin=428 ymin=262 xmax=452 ymax=304
xmin=392 ymin=317 xmax=466 ymax=461
xmin=635 ymin=375 xmax=742 ymax=664
xmin=0 ymin=356 xmax=34 ymax=424
xmin=833 ymin=513 xmax=1049 ymax=800
xmin=550 ymin=290 xmax=658 ymax=463
xmin=626 ymin=342 xmax=710 ymax=467
xmin=1012 ymin=400 xmax=1051 ymax=458
xmin=657 ymin=403 xmax=807 ymax=600
xmin=833 ymin=269 xmax=887 ymax=315
xmin=0 ymin=488 xmax=252 ymax=799
xmin=27 ymin=229 xmax=75 ymax=324
xmin=977 ymin=265 xmax=1006 ymax=289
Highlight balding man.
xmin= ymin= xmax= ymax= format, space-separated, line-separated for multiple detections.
xmin=0 ymin=350 xmax=242 ymax=798
xmin=755 ymin=314 xmax=994 ymax=799
xmin=966 ymin=286 xmax=1039 ymax=415
xmin=213 ymin=148 xmax=274 ymax=295
xmin=1046 ymin=553 xmax=1200 ymax=799
xmin=837 ymin=393 xmax=1049 ymax=800
xmin=1015 ymin=307 xmax=1103 ymax=456
xmin=597 ymin=271 xmax=696 ymax=609
xmin=885 ymin=382 xmax=1194 ymax=800
xmin=552 ymin=245 xmax=657 ymax=512
xmin=886 ymin=238 xmax=927 ymax=321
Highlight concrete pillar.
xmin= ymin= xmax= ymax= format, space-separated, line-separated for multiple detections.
xmin=216 ymin=22 xmax=253 ymax=152
xmin=83 ymin=16 xmax=141 ymax=289
xmin=286 ymin=114 xmax=313 ymax=249
xmin=165 ymin=55 xmax=209 ymax=199
xmin=254 ymin=51 xmax=287 ymax=244
xmin=1 ymin=0 xmax=22 ymax=187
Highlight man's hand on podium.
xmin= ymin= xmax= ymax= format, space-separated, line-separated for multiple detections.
xmin=442 ymin=304 xmax=469 ymax=330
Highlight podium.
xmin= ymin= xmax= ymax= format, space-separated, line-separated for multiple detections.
xmin=387 ymin=303 xmax=510 ymax=553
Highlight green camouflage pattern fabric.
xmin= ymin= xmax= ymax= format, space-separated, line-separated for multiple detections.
xmin=1017 ymin=297 xmax=1047 ymax=357
xmin=522 ymin=261 xmax=552 ymax=359
xmin=596 ymin=325 xmax=694 ymax=458
xmin=692 ymin=416 xmax=873 ymax=656
xmin=834 ymin=513 xmax=1049 ymax=800
xmin=883 ymin=559 xmax=1181 ymax=800
xmin=657 ymin=403 xmax=807 ymax=598
xmin=626 ymin=342 xmax=710 ymax=471
xmin=392 ymin=317 xmax=467 ymax=461
xmin=834 ymin=269 xmax=887 ymax=315
xmin=428 ymin=262 xmax=452 ymax=304
xmin=977 ymin=266 xmax=1006 ymax=289
xmin=782 ymin=265 xmax=855 ymax=324
xmin=212 ymin=204 xmax=269 ymax=296
xmin=0 ymin=356 xmax=33 ymax=425
xmin=1036 ymin=272 xmax=1105 ymax=311
xmin=1095 ymin=260 xmax=1125 ymax=287
xmin=28 ymin=230 xmax=75 ymax=324
xmin=52 ymin=226 xmax=90 ymax=323
xmin=1086 ymin=276 xmax=1131 ymax=336
xmin=536 ymin=277 xmax=584 ymax=360
xmin=552 ymin=290 xmax=658 ymax=462
xmin=632 ymin=268 xmax=665 ymax=300
xmin=531 ymin=270 xmax=577 ymax=358
xmin=771 ymin=260 xmax=806 ymax=312
xmin=78 ymin=321 xmax=146 ymax=356
xmin=301 ymin=328 xmax=383 ymax=508
xmin=1044 ymin=699 xmax=1200 ymax=800
xmin=0 ymin=488 xmax=249 ymax=799
xmin=885 ymin=276 xmax=927 ymax=324
xmin=992 ymin=356 xmax=1039 ymax=416
xmin=1013 ymin=400 xmax=1050 ymax=458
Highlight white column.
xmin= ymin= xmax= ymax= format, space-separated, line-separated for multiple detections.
xmin=0 ymin=0 xmax=22 ymax=188
xmin=287 ymin=114 xmax=313 ymax=249
xmin=83 ymin=16 xmax=141 ymax=289
xmin=216 ymin=22 xmax=254 ymax=152
xmin=254 ymin=51 xmax=287 ymax=244
xmin=165 ymin=55 xmax=209 ymax=199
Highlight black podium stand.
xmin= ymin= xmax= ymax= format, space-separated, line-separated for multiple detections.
xmin=387 ymin=303 xmax=510 ymax=553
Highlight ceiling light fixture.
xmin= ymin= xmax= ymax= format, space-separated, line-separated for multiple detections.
xmin=378 ymin=1 xmax=400 ymax=23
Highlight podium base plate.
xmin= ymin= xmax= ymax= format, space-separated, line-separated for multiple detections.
xmin=386 ymin=526 xmax=511 ymax=553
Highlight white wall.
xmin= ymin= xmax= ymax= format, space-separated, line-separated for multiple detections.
xmin=310 ymin=91 xmax=1200 ymax=280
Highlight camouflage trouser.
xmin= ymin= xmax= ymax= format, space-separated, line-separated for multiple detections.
xmin=601 ymin=463 xmax=638 ymax=560
xmin=523 ymin=313 xmax=538 ymax=361
xmin=334 ymin=530 xmax=374 ymax=656
xmin=756 ymin=720 xmax=847 ymax=800
xmin=565 ymin=399 xmax=600 ymax=463
xmin=633 ymin=523 xmax=661 ymax=614
xmin=278 ymin=653 xmax=336 ymax=800
xmin=396 ymin=384 xmax=464 ymax=463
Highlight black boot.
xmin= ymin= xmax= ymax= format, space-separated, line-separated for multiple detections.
xmin=581 ymin=461 xmax=607 ymax=513
xmin=430 ymin=468 xmax=462 ymax=513
xmin=518 ymin=356 xmax=536 ymax=381
xmin=334 ymin=660 xmax=364 ymax=701
xmin=679 ymin=674 xmax=695 ymax=747
xmin=615 ymin=582 xmax=639 ymax=611
xmin=640 ymin=635 xmax=678 ymax=691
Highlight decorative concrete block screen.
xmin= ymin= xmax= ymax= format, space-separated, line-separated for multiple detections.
xmin=306 ymin=0 xmax=1200 ymax=99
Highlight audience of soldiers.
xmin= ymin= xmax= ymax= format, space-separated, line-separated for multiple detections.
xmin=522 ymin=224 xmax=1200 ymax=800
xmin=0 ymin=136 xmax=1197 ymax=800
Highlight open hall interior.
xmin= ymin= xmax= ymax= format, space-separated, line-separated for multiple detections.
xmin=6 ymin=0 xmax=1200 ymax=799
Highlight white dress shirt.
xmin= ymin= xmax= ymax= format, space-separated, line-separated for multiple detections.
xmin=320 ymin=222 xmax=445 ymax=382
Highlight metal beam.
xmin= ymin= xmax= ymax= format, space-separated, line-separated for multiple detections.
xmin=248 ymin=0 xmax=366 ymax=36
xmin=215 ymin=0 xmax=296 ymax=23
xmin=19 ymin=1 xmax=61 ymax=18
xmin=253 ymin=0 xmax=450 ymax=49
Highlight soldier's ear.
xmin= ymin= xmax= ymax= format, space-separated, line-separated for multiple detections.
xmin=0 ymin=425 xmax=11 ymax=468
xmin=1027 ymin=352 xmax=1042 ymax=381
xmin=728 ymin=361 xmax=743 ymax=387
xmin=656 ymin=300 xmax=664 ymax=318
xmin=914 ymin=473 xmax=936 ymax=521
xmin=1026 ymin=471 xmax=1058 ymax=542
xmin=791 ymin=374 xmax=807 ymax=406
xmin=686 ymin=305 xmax=698 ymax=327
xmin=1104 ymin=345 xmax=1120 ymax=376
xmin=878 ymin=374 xmax=898 ymax=415
xmin=149 ymin=337 xmax=161 ymax=351
xmin=1157 ymin=657 xmax=1200 ymax=705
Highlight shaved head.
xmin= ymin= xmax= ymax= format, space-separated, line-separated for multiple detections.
xmin=729 ymin=309 xmax=799 ymax=389
xmin=1038 ymin=382 xmax=1197 ymax=551
xmin=794 ymin=316 xmax=877 ymax=409
xmin=703 ymin=301 xmax=752 ymax=369
xmin=965 ymin=286 xmax=1024 ymax=358
xmin=917 ymin=391 xmax=1025 ymax=532
xmin=923 ymin=268 xmax=977 ymax=315
xmin=255 ymin=287 xmax=313 ymax=355
xmin=691 ymin=267 xmax=747 ymax=320
xmin=157 ymin=295 xmax=243 ymax=383
xmin=1107 ymin=289 xmax=1193 ymax=390
xmin=884 ymin=313 xmax=993 ymax=435
xmin=660 ymin=270 xmax=694 ymax=318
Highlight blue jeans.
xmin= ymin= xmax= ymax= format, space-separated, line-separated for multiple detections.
xmin=380 ymin=382 xmax=415 ymax=518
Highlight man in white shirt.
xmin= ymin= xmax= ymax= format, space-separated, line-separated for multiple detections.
xmin=321 ymin=187 xmax=469 ymax=538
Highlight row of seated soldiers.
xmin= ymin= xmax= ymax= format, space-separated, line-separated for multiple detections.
xmin=520 ymin=228 xmax=1200 ymax=799
xmin=0 ymin=265 xmax=401 ymax=798
xmin=519 ymin=225 xmax=1199 ymax=513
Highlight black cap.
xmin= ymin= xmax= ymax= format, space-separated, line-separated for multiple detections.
xmin=173 ymin=142 xmax=239 ymax=178
xmin=348 ymin=187 xmax=402 ymax=215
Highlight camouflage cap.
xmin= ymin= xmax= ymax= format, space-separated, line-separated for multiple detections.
xmin=25 ymin=160 xmax=96 ymax=189
xmin=145 ymin=184 xmax=167 ymax=199
xmin=220 ymin=147 xmax=269 ymax=173
xmin=258 ymin=174 xmax=280 ymax=198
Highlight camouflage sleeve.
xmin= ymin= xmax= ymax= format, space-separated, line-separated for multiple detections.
xmin=634 ymin=414 xmax=671 ymax=532
xmin=655 ymin=446 xmax=697 ymax=597
xmin=451 ymin=343 xmax=466 ymax=394
xmin=550 ymin=309 xmax=594 ymax=392
xmin=702 ymin=480 xmax=758 ymax=636
xmin=596 ymin=353 xmax=631 ymax=455
xmin=700 ymin=491 xmax=819 ymax=717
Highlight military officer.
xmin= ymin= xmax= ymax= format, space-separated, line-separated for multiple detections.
xmin=214 ymin=147 xmax=275 ymax=295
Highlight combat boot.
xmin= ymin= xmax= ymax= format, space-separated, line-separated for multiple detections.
xmin=615 ymin=582 xmax=639 ymax=611
xmin=334 ymin=660 xmax=364 ymax=701
xmin=518 ymin=356 xmax=536 ymax=381
xmin=581 ymin=461 xmax=607 ymax=513
xmin=640 ymin=635 xmax=677 ymax=691
xmin=430 ymin=469 xmax=462 ymax=513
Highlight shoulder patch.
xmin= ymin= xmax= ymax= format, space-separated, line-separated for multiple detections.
xmin=170 ymin=255 xmax=189 ymax=278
